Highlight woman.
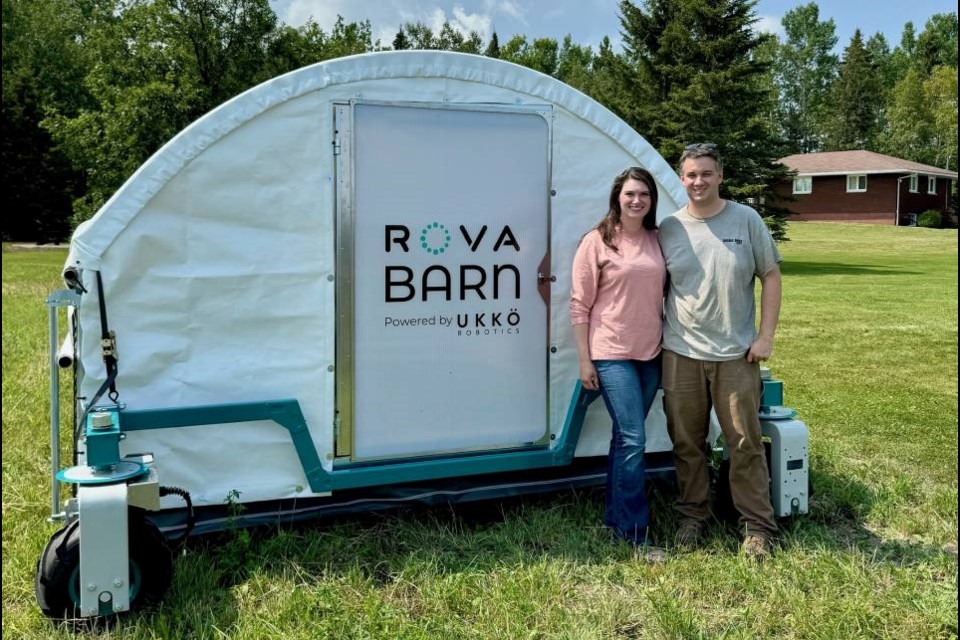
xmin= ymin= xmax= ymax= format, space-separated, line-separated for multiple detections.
xmin=570 ymin=167 xmax=665 ymax=546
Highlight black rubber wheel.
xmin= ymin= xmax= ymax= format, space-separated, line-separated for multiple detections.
xmin=34 ymin=511 xmax=173 ymax=621
xmin=713 ymin=456 xmax=737 ymax=523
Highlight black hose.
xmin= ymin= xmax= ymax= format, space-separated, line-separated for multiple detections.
xmin=159 ymin=486 xmax=195 ymax=547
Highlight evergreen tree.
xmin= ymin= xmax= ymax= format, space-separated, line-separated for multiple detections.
xmin=889 ymin=22 xmax=917 ymax=79
xmin=864 ymin=33 xmax=895 ymax=141
xmin=556 ymin=35 xmax=593 ymax=90
xmin=393 ymin=26 xmax=410 ymax=50
xmin=865 ymin=33 xmax=895 ymax=97
xmin=484 ymin=31 xmax=501 ymax=58
xmin=618 ymin=0 xmax=791 ymax=240
xmin=821 ymin=30 xmax=884 ymax=150
xmin=752 ymin=35 xmax=781 ymax=139
xmin=585 ymin=37 xmax=634 ymax=121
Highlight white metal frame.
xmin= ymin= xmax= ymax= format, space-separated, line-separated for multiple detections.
xmin=77 ymin=483 xmax=131 ymax=616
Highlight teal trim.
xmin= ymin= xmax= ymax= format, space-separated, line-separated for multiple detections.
xmin=57 ymin=460 xmax=146 ymax=485
xmin=554 ymin=381 xmax=602 ymax=461
xmin=115 ymin=386 xmax=600 ymax=494
xmin=327 ymin=382 xmax=600 ymax=490
xmin=121 ymin=400 xmax=330 ymax=493
xmin=69 ymin=561 xmax=142 ymax=616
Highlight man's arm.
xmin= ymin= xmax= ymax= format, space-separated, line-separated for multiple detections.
xmin=747 ymin=264 xmax=781 ymax=363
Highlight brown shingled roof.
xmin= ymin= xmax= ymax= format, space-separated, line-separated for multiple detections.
xmin=777 ymin=150 xmax=958 ymax=178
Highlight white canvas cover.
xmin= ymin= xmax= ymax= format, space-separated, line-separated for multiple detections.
xmin=66 ymin=51 xmax=693 ymax=508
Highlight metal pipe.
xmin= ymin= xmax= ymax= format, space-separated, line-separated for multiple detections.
xmin=63 ymin=266 xmax=83 ymax=292
xmin=896 ymin=175 xmax=903 ymax=226
xmin=48 ymin=303 xmax=61 ymax=519
xmin=57 ymin=307 xmax=75 ymax=368
xmin=45 ymin=289 xmax=80 ymax=520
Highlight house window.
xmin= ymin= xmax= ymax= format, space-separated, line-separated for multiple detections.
xmin=928 ymin=176 xmax=937 ymax=194
xmin=909 ymin=175 xmax=918 ymax=192
xmin=846 ymin=174 xmax=867 ymax=192
xmin=792 ymin=176 xmax=812 ymax=194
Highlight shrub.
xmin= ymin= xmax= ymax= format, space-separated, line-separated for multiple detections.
xmin=917 ymin=210 xmax=942 ymax=228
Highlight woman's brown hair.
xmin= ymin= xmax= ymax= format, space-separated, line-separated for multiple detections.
xmin=595 ymin=167 xmax=659 ymax=251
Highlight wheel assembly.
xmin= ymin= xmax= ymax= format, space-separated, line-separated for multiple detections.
xmin=34 ymin=512 xmax=172 ymax=621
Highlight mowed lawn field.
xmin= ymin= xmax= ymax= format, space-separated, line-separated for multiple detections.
xmin=2 ymin=222 xmax=957 ymax=639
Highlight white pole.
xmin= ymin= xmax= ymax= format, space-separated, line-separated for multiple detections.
xmin=896 ymin=176 xmax=902 ymax=226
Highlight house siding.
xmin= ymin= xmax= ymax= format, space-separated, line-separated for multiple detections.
xmin=775 ymin=174 xmax=952 ymax=224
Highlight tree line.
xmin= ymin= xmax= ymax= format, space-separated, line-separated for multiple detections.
xmin=3 ymin=0 xmax=957 ymax=243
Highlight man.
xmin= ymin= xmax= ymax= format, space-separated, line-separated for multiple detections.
xmin=658 ymin=143 xmax=782 ymax=559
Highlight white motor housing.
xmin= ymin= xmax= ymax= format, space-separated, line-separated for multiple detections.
xmin=761 ymin=418 xmax=810 ymax=517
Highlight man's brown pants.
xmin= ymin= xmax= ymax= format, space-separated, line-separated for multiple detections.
xmin=662 ymin=350 xmax=777 ymax=539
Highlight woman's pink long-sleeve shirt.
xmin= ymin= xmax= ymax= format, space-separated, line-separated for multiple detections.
xmin=570 ymin=228 xmax=665 ymax=361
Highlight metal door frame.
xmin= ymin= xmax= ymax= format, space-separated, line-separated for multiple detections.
xmin=334 ymin=99 xmax=554 ymax=461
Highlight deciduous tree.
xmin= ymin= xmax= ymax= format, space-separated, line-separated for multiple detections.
xmin=2 ymin=0 xmax=91 ymax=242
xmin=924 ymin=66 xmax=959 ymax=171
xmin=773 ymin=2 xmax=838 ymax=153
xmin=881 ymin=68 xmax=933 ymax=163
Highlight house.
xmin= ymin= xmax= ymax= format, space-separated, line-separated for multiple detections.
xmin=774 ymin=150 xmax=957 ymax=224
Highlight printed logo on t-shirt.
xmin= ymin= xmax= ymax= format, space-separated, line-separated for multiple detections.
xmin=721 ymin=238 xmax=743 ymax=245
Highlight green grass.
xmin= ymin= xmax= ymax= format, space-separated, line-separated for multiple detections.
xmin=3 ymin=223 xmax=957 ymax=639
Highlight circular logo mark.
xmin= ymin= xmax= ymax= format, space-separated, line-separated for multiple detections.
xmin=420 ymin=222 xmax=451 ymax=255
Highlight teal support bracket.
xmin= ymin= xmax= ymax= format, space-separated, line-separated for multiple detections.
xmin=120 ymin=400 xmax=330 ymax=493
xmin=328 ymin=382 xmax=600 ymax=490
xmin=760 ymin=379 xmax=784 ymax=411
xmin=552 ymin=381 xmax=602 ymax=462
xmin=85 ymin=408 xmax=122 ymax=469
xmin=114 ymin=385 xmax=599 ymax=495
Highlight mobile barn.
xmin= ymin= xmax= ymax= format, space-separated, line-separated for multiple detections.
xmin=37 ymin=51 xmax=807 ymax=620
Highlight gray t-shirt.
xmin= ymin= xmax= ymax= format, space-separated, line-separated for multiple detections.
xmin=658 ymin=201 xmax=781 ymax=361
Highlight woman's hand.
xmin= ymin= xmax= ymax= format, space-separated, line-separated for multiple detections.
xmin=580 ymin=360 xmax=600 ymax=391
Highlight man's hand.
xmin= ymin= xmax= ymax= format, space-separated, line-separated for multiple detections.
xmin=746 ymin=335 xmax=774 ymax=363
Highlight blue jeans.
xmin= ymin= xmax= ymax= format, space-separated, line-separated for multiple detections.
xmin=594 ymin=356 xmax=662 ymax=545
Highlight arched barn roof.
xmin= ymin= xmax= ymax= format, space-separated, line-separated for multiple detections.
xmin=68 ymin=50 xmax=683 ymax=270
